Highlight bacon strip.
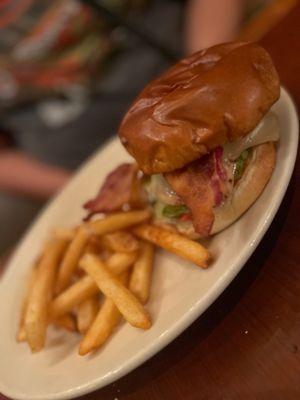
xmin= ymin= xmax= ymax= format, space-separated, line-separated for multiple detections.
xmin=165 ymin=150 xmax=227 ymax=237
xmin=83 ymin=163 xmax=145 ymax=220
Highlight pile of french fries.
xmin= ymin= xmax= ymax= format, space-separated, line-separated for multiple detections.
xmin=17 ymin=209 xmax=211 ymax=355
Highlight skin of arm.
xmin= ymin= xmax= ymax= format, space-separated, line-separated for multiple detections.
xmin=0 ymin=149 xmax=71 ymax=200
xmin=185 ymin=0 xmax=244 ymax=54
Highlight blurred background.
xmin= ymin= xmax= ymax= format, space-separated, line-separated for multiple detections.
xmin=0 ymin=0 xmax=297 ymax=256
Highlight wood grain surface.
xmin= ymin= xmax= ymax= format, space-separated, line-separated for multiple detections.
xmin=1 ymin=4 xmax=300 ymax=400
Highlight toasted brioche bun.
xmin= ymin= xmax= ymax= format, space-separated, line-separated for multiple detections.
xmin=155 ymin=142 xmax=276 ymax=238
xmin=119 ymin=42 xmax=280 ymax=174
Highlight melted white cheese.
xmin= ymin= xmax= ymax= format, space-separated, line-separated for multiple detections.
xmin=223 ymin=112 xmax=280 ymax=161
xmin=146 ymin=174 xmax=181 ymax=205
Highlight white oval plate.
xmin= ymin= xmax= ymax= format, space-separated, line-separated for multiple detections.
xmin=0 ymin=88 xmax=298 ymax=400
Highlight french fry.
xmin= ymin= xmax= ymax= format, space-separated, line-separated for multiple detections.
xmin=53 ymin=227 xmax=76 ymax=241
xmin=80 ymin=254 xmax=151 ymax=329
xmin=133 ymin=224 xmax=211 ymax=268
xmin=53 ymin=314 xmax=77 ymax=332
xmin=73 ymin=237 xmax=101 ymax=280
xmin=21 ymin=314 xmax=77 ymax=340
xmin=77 ymin=296 xmax=99 ymax=334
xmin=50 ymin=275 xmax=98 ymax=320
xmin=84 ymin=237 xmax=101 ymax=255
xmin=99 ymin=249 xmax=113 ymax=262
xmin=49 ymin=252 xmax=137 ymax=318
xmin=16 ymin=268 xmax=38 ymax=342
xmin=55 ymin=210 xmax=149 ymax=293
xmin=79 ymin=298 xmax=120 ymax=355
xmin=24 ymin=237 xmax=68 ymax=352
xmin=89 ymin=209 xmax=151 ymax=236
xmin=99 ymin=231 xmax=139 ymax=253
xmin=105 ymin=252 xmax=138 ymax=275
xmin=55 ymin=225 xmax=91 ymax=293
xmin=17 ymin=326 xmax=27 ymax=342
xmin=79 ymin=272 xmax=129 ymax=356
xmin=129 ymin=242 xmax=154 ymax=304
xmin=19 ymin=267 xmax=75 ymax=341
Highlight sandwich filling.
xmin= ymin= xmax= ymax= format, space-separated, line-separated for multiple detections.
xmin=83 ymin=113 xmax=279 ymax=237
xmin=144 ymin=113 xmax=279 ymax=237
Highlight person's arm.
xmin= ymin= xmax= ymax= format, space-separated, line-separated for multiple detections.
xmin=0 ymin=149 xmax=71 ymax=200
xmin=185 ymin=0 xmax=244 ymax=54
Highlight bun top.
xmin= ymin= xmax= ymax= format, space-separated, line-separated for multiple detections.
xmin=118 ymin=42 xmax=280 ymax=174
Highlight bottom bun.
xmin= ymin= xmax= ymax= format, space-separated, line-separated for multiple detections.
xmin=154 ymin=142 xmax=276 ymax=238
xmin=211 ymin=142 xmax=276 ymax=234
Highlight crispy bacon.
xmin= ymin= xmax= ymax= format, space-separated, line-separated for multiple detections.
xmin=214 ymin=147 xmax=227 ymax=181
xmin=83 ymin=163 xmax=145 ymax=220
xmin=165 ymin=149 xmax=228 ymax=237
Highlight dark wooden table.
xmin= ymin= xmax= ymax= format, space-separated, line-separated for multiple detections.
xmin=1 ymin=5 xmax=300 ymax=400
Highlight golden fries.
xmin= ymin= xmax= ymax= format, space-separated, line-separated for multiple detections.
xmin=80 ymin=254 xmax=151 ymax=329
xmin=54 ymin=314 xmax=77 ymax=332
xmin=24 ymin=237 xmax=68 ymax=352
xmin=129 ymin=242 xmax=154 ymax=304
xmin=19 ymin=315 xmax=76 ymax=341
xmin=53 ymin=227 xmax=76 ymax=241
xmin=17 ymin=326 xmax=27 ymax=342
xmin=50 ymin=275 xmax=98 ymax=319
xmin=89 ymin=209 xmax=151 ymax=236
xmin=16 ymin=268 xmax=38 ymax=342
xmin=18 ymin=266 xmax=76 ymax=341
xmin=79 ymin=298 xmax=120 ymax=355
xmin=56 ymin=225 xmax=91 ymax=293
xmin=77 ymin=296 xmax=99 ymax=334
xmin=55 ymin=210 xmax=149 ymax=293
xmin=105 ymin=252 xmax=138 ymax=275
xmin=99 ymin=231 xmax=139 ymax=253
xmin=49 ymin=252 xmax=137 ymax=318
xmin=17 ymin=197 xmax=212 ymax=356
xmin=84 ymin=237 xmax=101 ymax=255
xmin=79 ymin=272 xmax=129 ymax=356
xmin=133 ymin=224 xmax=211 ymax=268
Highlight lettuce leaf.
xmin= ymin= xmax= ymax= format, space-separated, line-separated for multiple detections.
xmin=234 ymin=149 xmax=250 ymax=181
xmin=162 ymin=204 xmax=189 ymax=218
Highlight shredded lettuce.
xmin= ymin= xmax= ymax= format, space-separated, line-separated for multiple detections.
xmin=162 ymin=204 xmax=189 ymax=219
